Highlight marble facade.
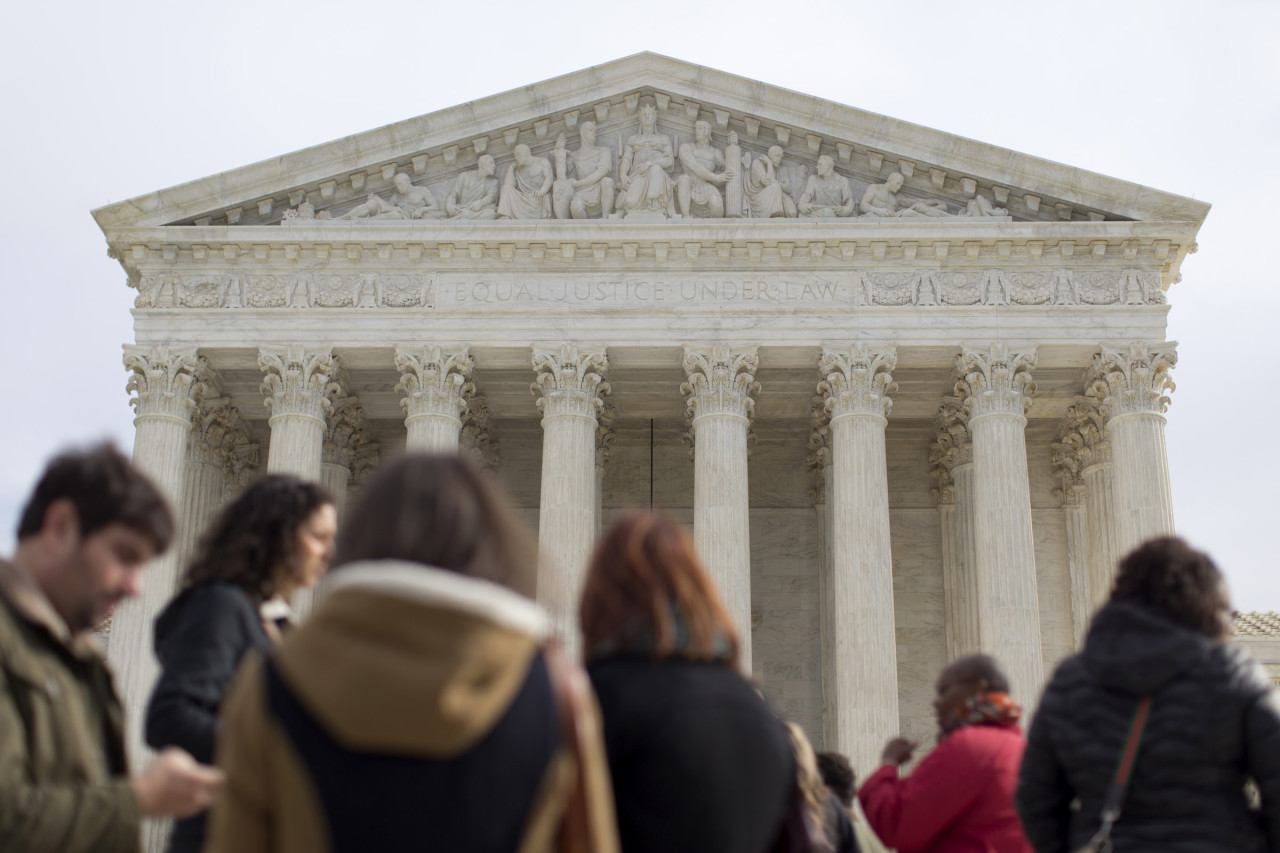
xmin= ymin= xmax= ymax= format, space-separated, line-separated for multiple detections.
xmin=93 ymin=53 xmax=1210 ymax=779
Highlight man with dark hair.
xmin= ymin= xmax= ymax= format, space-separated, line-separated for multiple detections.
xmin=0 ymin=444 xmax=222 ymax=852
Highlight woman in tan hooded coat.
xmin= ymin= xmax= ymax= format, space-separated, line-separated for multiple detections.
xmin=206 ymin=454 xmax=618 ymax=853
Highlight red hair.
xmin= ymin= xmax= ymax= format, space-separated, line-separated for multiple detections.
xmin=579 ymin=512 xmax=739 ymax=667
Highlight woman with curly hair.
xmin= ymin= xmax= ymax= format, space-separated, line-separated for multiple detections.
xmin=1017 ymin=536 xmax=1280 ymax=852
xmin=145 ymin=474 xmax=336 ymax=853
xmin=580 ymin=512 xmax=794 ymax=853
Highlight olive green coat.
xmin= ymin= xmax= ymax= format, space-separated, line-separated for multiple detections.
xmin=0 ymin=559 xmax=140 ymax=852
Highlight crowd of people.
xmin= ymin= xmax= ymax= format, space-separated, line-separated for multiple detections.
xmin=1 ymin=443 xmax=1277 ymax=853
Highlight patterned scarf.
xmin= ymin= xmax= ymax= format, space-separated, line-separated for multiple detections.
xmin=958 ymin=691 xmax=1023 ymax=728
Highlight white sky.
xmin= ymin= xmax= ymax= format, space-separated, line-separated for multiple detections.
xmin=1 ymin=0 xmax=1276 ymax=609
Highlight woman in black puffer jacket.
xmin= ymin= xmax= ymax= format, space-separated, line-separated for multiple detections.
xmin=1017 ymin=536 xmax=1280 ymax=853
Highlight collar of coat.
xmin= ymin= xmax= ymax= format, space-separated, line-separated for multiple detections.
xmin=320 ymin=560 xmax=548 ymax=640
xmin=0 ymin=558 xmax=102 ymax=660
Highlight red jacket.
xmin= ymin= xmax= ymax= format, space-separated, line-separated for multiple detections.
xmin=858 ymin=724 xmax=1033 ymax=853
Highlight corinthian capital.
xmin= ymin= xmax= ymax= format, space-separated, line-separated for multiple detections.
xmin=259 ymin=345 xmax=341 ymax=421
xmin=818 ymin=344 xmax=897 ymax=421
xmin=188 ymin=398 xmax=250 ymax=468
xmin=596 ymin=400 xmax=618 ymax=470
xmin=123 ymin=344 xmax=207 ymax=422
xmin=461 ymin=397 xmax=500 ymax=473
xmin=807 ymin=396 xmax=831 ymax=504
xmin=1085 ymin=342 xmax=1177 ymax=418
xmin=531 ymin=345 xmax=610 ymax=419
xmin=1050 ymin=426 xmax=1087 ymax=508
xmin=954 ymin=343 xmax=1037 ymax=420
xmin=929 ymin=398 xmax=971 ymax=505
xmin=394 ymin=345 xmax=475 ymax=422
xmin=681 ymin=344 xmax=760 ymax=422
xmin=1059 ymin=399 xmax=1112 ymax=469
xmin=323 ymin=397 xmax=370 ymax=468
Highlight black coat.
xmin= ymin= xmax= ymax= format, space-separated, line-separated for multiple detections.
xmin=146 ymin=580 xmax=274 ymax=853
xmin=1017 ymin=600 xmax=1280 ymax=853
xmin=587 ymin=656 xmax=795 ymax=853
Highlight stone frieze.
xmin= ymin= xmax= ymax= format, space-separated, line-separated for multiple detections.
xmin=131 ymin=268 xmax=1165 ymax=310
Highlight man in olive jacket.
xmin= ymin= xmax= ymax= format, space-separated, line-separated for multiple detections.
xmin=0 ymin=445 xmax=223 ymax=852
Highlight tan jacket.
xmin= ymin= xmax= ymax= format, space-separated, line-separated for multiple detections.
xmin=0 ymin=559 xmax=139 ymax=853
xmin=206 ymin=560 xmax=618 ymax=853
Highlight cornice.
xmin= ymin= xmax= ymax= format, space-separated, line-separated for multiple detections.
xmin=105 ymin=221 xmax=1198 ymax=289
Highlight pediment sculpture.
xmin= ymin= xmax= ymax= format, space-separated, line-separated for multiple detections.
xmin=273 ymin=101 xmax=1018 ymax=226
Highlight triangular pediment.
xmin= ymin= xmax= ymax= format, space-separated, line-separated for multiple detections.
xmin=92 ymin=52 xmax=1208 ymax=231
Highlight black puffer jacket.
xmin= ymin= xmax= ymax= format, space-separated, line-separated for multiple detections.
xmin=146 ymin=580 xmax=274 ymax=853
xmin=1017 ymin=600 xmax=1280 ymax=853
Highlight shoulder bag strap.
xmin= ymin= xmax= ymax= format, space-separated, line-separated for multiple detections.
xmin=1087 ymin=696 xmax=1153 ymax=850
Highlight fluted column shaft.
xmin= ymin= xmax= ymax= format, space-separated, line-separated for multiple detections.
xmin=957 ymin=344 xmax=1044 ymax=718
xmin=1063 ymin=498 xmax=1090 ymax=647
xmin=932 ymin=401 xmax=979 ymax=659
xmin=108 ymin=345 xmax=205 ymax=770
xmin=260 ymin=346 xmax=339 ymax=481
xmin=396 ymin=345 xmax=474 ymax=453
xmin=952 ymin=462 xmax=979 ymax=654
xmin=1110 ymin=413 xmax=1175 ymax=554
xmin=533 ymin=346 xmax=609 ymax=661
xmin=1086 ymin=343 xmax=1177 ymax=559
xmin=1083 ymin=461 xmax=1119 ymax=608
xmin=820 ymin=345 xmax=898 ymax=774
xmin=683 ymin=345 xmax=759 ymax=676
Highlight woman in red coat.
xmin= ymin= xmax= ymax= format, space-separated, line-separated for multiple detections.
xmin=858 ymin=654 xmax=1033 ymax=853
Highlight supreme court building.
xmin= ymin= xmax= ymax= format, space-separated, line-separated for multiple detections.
xmin=93 ymin=54 xmax=1213 ymax=776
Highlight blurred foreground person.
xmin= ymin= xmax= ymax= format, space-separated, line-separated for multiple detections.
xmin=786 ymin=722 xmax=859 ymax=853
xmin=145 ymin=475 xmax=335 ymax=853
xmin=818 ymin=752 xmax=887 ymax=853
xmin=0 ymin=445 xmax=222 ymax=853
xmin=580 ymin=512 xmax=794 ymax=853
xmin=1017 ymin=537 xmax=1280 ymax=852
xmin=207 ymin=454 xmax=618 ymax=853
xmin=859 ymin=654 xmax=1032 ymax=852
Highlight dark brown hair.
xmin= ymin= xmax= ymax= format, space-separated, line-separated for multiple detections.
xmin=816 ymin=751 xmax=856 ymax=807
xmin=185 ymin=475 xmax=333 ymax=604
xmin=579 ymin=512 xmax=739 ymax=667
xmin=333 ymin=454 xmax=537 ymax=597
xmin=1111 ymin=536 xmax=1231 ymax=640
xmin=17 ymin=443 xmax=173 ymax=552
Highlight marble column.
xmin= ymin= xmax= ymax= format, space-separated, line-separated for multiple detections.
xmin=395 ymin=345 xmax=474 ymax=453
xmin=808 ymin=400 xmax=834 ymax=746
xmin=176 ymin=398 xmax=249 ymax=568
xmin=1051 ymin=426 xmax=1091 ymax=648
xmin=818 ymin=344 xmax=899 ymax=773
xmin=1070 ymin=401 xmax=1120 ymax=611
xmin=108 ymin=344 xmax=206 ymax=766
xmin=931 ymin=399 xmax=978 ymax=658
xmin=532 ymin=345 xmax=610 ymax=660
xmin=595 ymin=402 xmax=616 ymax=538
xmin=955 ymin=343 xmax=1044 ymax=717
xmin=1086 ymin=343 xmax=1177 ymax=557
xmin=259 ymin=345 xmax=340 ymax=481
xmin=682 ymin=345 xmax=759 ymax=676
xmin=292 ymin=398 xmax=368 ymax=620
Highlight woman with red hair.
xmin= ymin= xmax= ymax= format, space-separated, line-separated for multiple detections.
xmin=580 ymin=512 xmax=795 ymax=853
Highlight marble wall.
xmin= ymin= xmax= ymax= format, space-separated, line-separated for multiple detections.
xmin=474 ymin=410 xmax=1081 ymax=753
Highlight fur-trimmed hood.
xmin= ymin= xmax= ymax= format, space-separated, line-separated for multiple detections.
xmin=273 ymin=560 xmax=548 ymax=757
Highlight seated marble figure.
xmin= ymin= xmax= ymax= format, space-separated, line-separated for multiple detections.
xmin=497 ymin=144 xmax=554 ymax=220
xmin=799 ymin=155 xmax=855 ymax=218
xmin=552 ymin=122 xmax=615 ymax=219
xmin=446 ymin=155 xmax=500 ymax=220
xmin=339 ymin=173 xmax=443 ymax=220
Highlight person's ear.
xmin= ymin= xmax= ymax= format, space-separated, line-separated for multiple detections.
xmin=42 ymin=499 xmax=80 ymax=553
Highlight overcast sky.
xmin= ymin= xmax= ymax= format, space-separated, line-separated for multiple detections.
xmin=1 ymin=0 xmax=1275 ymax=609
